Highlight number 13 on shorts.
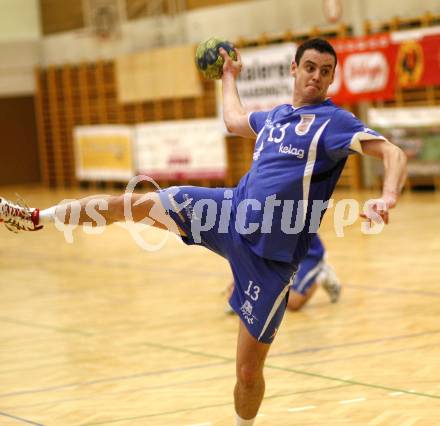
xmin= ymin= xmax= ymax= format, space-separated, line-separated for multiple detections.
xmin=245 ymin=281 xmax=260 ymax=301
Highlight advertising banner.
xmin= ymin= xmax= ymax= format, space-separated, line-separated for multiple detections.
xmin=330 ymin=34 xmax=397 ymax=103
xmin=74 ymin=126 xmax=134 ymax=181
xmin=135 ymin=119 xmax=226 ymax=180
xmin=235 ymin=43 xmax=297 ymax=111
xmin=393 ymin=30 xmax=440 ymax=88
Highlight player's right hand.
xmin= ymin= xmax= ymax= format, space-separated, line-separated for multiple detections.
xmin=360 ymin=195 xmax=396 ymax=225
xmin=219 ymin=48 xmax=242 ymax=79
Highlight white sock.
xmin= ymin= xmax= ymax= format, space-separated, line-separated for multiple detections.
xmin=235 ymin=413 xmax=255 ymax=426
xmin=39 ymin=206 xmax=57 ymax=224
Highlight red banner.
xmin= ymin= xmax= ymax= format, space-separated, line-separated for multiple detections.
xmin=328 ymin=34 xmax=397 ymax=104
xmin=394 ymin=33 xmax=440 ymax=88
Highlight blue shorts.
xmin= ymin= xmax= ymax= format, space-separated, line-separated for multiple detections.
xmin=158 ymin=186 xmax=296 ymax=344
xmin=291 ymin=234 xmax=325 ymax=295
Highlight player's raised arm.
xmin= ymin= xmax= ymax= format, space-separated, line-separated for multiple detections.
xmin=219 ymin=48 xmax=255 ymax=138
xmin=360 ymin=138 xmax=407 ymax=224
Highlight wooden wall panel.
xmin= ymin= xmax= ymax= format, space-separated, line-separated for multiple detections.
xmin=40 ymin=0 xmax=84 ymax=35
xmin=185 ymin=0 xmax=251 ymax=11
xmin=126 ymin=0 xmax=167 ymax=19
xmin=0 ymin=97 xmax=40 ymax=185
xmin=115 ymin=45 xmax=202 ymax=103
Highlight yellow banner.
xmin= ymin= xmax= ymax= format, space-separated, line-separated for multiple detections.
xmin=79 ymin=135 xmax=132 ymax=169
xmin=75 ymin=126 xmax=134 ymax=181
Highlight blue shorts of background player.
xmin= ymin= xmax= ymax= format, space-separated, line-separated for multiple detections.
xmin=158 ymin=185 xmax=296 ymax=344
xmin=287 ymin=234 xmax=341 ymax=311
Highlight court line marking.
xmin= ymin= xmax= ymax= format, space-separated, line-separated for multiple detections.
xmin=1 ymin=376 xmax=232 ymax=411
xmin=265 ymin=384 xmax=351 ymax=400
xmin=266 ymin=363 xmax=440 ymax=400
xmin=2 ymin=382 xmax=350 ymax=414
xmin=0 ymin=316 xmax=93 ymax=336
xmin=270 ymin=330 xmax=440 ymax=358
xmin=0 ymin=411 xmax=44 ymax=426
xmin=0 ymin=329 xmax=436 ymax=382
xmin=275 ymin=343 xmax=437 ymax=368
xmin=0 ymin=361 xmax=229 ymax=399
xmin=138 ymin=341 xmax=440 ymax=400
xmin=78 ymin=384 xmax=350 ymax=426
xmin=1 ymin=329 xmax=438 ymax=403
xmin=77 ymin=401 xmax=233 ymax=426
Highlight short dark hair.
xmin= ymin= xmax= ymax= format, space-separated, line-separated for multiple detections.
xmin=294 ymin=38 xmax=337 ymax=67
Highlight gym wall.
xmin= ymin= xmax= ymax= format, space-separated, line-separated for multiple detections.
xmin=0 ymin=0 xmax=40 ymax=185
xmin=1 ymin=0 xmax=440 ymax=186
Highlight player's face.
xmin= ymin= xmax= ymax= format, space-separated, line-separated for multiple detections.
xmin=291 ymin=49 xmax=335 ymax=105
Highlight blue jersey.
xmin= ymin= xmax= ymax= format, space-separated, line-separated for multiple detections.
xmin=232 ymin=99 xmax=384 ymax=265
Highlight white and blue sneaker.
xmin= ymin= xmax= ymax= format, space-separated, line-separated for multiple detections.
xmin=318 ymin=263 xmax=341 ymax=303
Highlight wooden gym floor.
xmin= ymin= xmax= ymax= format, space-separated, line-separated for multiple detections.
xmin=0 ymin=185 xmax=439 ymax=426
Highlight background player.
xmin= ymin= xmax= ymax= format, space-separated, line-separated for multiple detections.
xmin=287 ymin=234 xmax=340 ymax=311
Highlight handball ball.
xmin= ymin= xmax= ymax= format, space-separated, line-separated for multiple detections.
xmin=195 ymin=37 xmax=237 ymax=80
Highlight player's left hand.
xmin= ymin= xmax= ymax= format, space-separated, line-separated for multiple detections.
xmin=360 ymin=194 xmax=396 ymax=225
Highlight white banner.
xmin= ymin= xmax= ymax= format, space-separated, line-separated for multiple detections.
xmin=368 ymin=106 xmax=440 ymax=128
xmin=74 ymin=125 xmax=135 ymax=181
xmin=135 ymin=119 xmax=226 ymax=180
xmin=235 ymin=43 xmax=297 ymax=111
